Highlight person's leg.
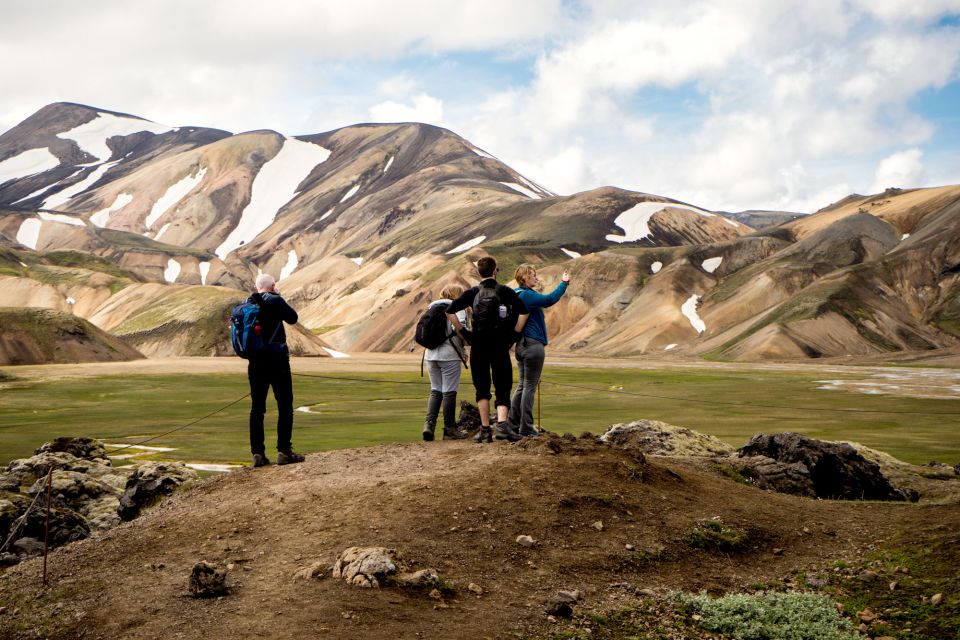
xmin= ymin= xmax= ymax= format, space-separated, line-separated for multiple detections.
xmin=491 ymin=344 xmax=520 ymax=441
xmin=518 ymin=341 xmax=545 ymax=435
xmin=470 ymin=343 xmax=493 ymax=442
xmin=423 ymin=361 xmax=443 ymax=441
xmin=439 ymin=360 xmax=465 ymax=438
xmin=248 ymin=361 xmax=270 ymax=457
xmin=272 ymin=358 xmax=294 ymax=452
xmin=508 ymin=341 xmax=526 ymax=427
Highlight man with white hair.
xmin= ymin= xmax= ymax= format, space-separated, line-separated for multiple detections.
xmin=247 ymin=273 xmax=304 ymax=467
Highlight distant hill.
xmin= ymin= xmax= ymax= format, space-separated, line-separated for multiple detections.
xmin=0 ymin=102 xmax=958 ymax=361
xmin=0 ymin=307 xmax=144 ymax=365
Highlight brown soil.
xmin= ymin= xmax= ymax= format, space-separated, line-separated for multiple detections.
xmin=2 ymin=435 xmax=958 ymax=639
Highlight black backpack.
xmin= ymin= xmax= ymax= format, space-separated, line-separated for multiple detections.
xmin=472 ymin=282 xmax=513 ymax=338
xmin=414 ymin=302 xmax=453 ymax=349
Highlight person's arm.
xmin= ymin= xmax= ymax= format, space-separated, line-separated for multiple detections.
xmin=517 ymin=273 xmax=571 ymax=309
xmin=446 ymin=288 xmax=474 ymax=333
xmin=264 ymin=291 xmax=298 ymax=324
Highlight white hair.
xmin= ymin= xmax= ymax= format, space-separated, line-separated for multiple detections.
xmin=255 ymin=273 xmax=276 ymax=291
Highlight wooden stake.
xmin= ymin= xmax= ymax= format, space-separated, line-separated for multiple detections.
xmin=43 ymin=468 xmax=52 ymax=586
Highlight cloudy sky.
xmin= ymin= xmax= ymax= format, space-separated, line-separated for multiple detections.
xmin=3 ymin=0 xmax=959 ymax=212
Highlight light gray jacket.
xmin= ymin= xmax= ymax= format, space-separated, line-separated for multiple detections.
xmin=424 ymin=299 xmax=467 ymax=362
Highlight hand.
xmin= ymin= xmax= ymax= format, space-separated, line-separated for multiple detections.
xmin=561 ymin=271 xmax=571 ymax=283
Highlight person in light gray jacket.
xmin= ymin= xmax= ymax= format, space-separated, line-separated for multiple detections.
xmin=423 ymin=285 xmax=469 ymax=441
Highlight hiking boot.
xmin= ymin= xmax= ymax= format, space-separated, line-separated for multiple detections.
xmin=519 ymin=428 xmax=540 ymax=437
xmin=443 ymin=427 xmax=468 ymax=440
xmin=494 ymin=421 xmax=522 ymax=442
xmin=252 ymin=453 xmax=271 ymax=468
xmin=277 ymin=450 xmax=305 ymax=465
xmin=422 ymin=427 xmax=435 ymax=442
xmin=474 ymin=427 xmax=493 ymax=443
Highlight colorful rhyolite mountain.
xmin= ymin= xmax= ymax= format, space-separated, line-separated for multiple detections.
xmin=0 ymin=102 xmax=957 ymax=363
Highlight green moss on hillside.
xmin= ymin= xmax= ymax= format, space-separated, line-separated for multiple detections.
xmin=95 ymin=228 xmax=215 ymax=259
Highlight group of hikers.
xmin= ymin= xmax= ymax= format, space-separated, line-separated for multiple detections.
xmin=236 ymin=256 xmax=569 ymax=467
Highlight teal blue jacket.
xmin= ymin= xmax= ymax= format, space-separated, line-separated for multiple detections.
xmin=515 ymin=281 xmax=568 ymax=345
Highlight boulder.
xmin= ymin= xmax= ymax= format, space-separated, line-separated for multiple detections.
xmin=601 ymin=420 xmax=734 ymax=457
xmin=332 ymin=546 xmax=399 ymax=588
xmin=118 ymin=461 xmax=197 ymax=521
xmin=724 ymin=455 xmax=816 ymax=497
xmin=456 ymin=401 xmax=483 ymax=433
xmin=36 ymin=437 xmax=108 ymax=461
xmin=189 ymin=561 xmax=228 ymax=597
xmin=737 ymin=433 xmax=916 ymax=501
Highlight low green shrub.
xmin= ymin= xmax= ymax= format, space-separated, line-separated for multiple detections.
xmin=673 ymin=590 xmax=858 ymax=640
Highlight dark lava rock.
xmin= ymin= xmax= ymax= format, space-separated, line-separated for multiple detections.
xmin=737 ymin=433 xmax=917 ymax=501
xmin=118 ymin=462 xmax=196 ymax=521
xmin=189 ymin=561 xmax=228 ymax=597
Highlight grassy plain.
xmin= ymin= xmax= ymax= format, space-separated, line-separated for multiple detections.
xmin=0 ymin=360 xmax=958 ymax=466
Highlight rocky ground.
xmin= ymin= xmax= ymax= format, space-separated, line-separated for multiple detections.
xmin=1 ymin=426 xmax=958 ymax=640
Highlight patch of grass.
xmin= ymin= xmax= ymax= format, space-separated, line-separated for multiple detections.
xmin=310 ymin=325 xmax=343 ymax=335
xmin=685 ymin=519 xmax=748 ymax=552
xmin=0 ymin=363 xmax=957 ymax=467
xmin=713 ymin=463 xmax=751 ymax=485
xmin=40 ymin=250 xmax=139 ymax=280
xmin=672 ymin=590 xmax=858 ymax=639
xmin=823 ymin=537 xmax=960 ymax=640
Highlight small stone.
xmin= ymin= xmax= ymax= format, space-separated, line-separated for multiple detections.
xmin=547 ymin=615 xmax=557 ymax=623
xmin=293 ymin=562 xmax=325 ymax=581
xmin=802 ymin=527 xmax=810 ymax=534
xmin=341 ymin=612 xmax=352 ymax=620
xmin=428 ymin=589 xmax=442 ymax=600
xmin=636 ymin=588 xmax=657 ymax=598
xmin=592 ymin=521 xmax=604 ymax=531
xmin=889 ymin=581 xmax=898 ymax=591
xmin=188 ymin=561 xmax=228 ymax=597
xmin=434 ymin=603 xmax=449 ymax=610
xmin=858 ymin=623 xmax=868 ymax=634
xmin=930 ymin=593 xmax=943 ymax=606
xmin=625 ymin=544 xmax=635 ymax=551
xmin=859 ymin=570 xmax=879 ymax=583
xmin=516 ymin=535 xmax=536 ymax=547
xmin=0 ymin=606 xmax=6 ymax=615
xmin=857 ymin=608 xmax=877 ymax=624
xmin=556 ymin=590 xmax=581 ymax=603
xmin=468 ymin=583 xmax=483 ymax=595
xmin=692 ymin=614 xmax=702 ymax=622
xmin=772 ymin=548 xmax=784 ymax=556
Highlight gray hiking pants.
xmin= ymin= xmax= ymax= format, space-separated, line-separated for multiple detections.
xmin=509 ymin=337 xmax=545 ymax=433
xmin=426 ymin=359 xmax=462 ymax=393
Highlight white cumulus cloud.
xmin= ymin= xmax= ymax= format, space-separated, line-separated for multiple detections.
xmin=871 ymin=148 xmax=925 ymax=193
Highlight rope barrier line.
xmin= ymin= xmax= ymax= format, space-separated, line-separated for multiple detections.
xmin=537 ymin=379 xmax=960 ymax=416
xmin=291 ymin=371 xmax=426 ymax=385
xmin=0 ymin=470 xmax=49 ymax=554
xmin=102 ymin=393 xmax=250 ymax=456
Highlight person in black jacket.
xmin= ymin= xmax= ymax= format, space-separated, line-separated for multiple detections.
xmin=247 ymin=273 xmax=304 ymax=467
xmin=446 ymin=256 xmax=529 ymax=443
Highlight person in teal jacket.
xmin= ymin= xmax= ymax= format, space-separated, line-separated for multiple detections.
xmin=508 ymin=263 xmax=570 ymax=436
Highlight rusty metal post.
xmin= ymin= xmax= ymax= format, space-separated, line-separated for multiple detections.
xmin=43 ymin=468 xmax=52 ymax=586
xmin=537 ymin=382 xmax=541 ymax=433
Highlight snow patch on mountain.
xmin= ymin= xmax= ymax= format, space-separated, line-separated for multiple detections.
xmin=350 ymin=257 xmax=363 ymax=266
xmin=163 ymin=258 xmax=181 ymax=283
xmin=154 ymin=222 xmax=171 ymax=241
xmin=561 ymin=248 xmax=581 ymax=259
xmin=38 ymin=211 xmax=85 ymax=226
xmin=681 ymin=295 xmax=706 ymax=334
xmin=323 ymin=347 xmax=350 ymax=358
xmin=499 ymin=182 xmax=541 ymax=199
xmin=279 ymin=250 xmax=299 ymax=281
xmin=199 ymin=261 xmax=211 ymax=286
xmin=606 ymin=202 xmax=716 ymax=243
xmin=145 ymin=167 xmax=207 ymax=229
xmin=340 ymin=183 xmax=360 ymax=203
xmin=320 ymin=208 xmax=334 ymax=221
xmin=702 ymin=257 xmax=723 ymax=273
xmin=651 ymin=261 xmax=663 ymax=274
xmin=57 ymin=112 xmax=171 ymax=162
xmin=471 ymin=146 xmax=496 ymax=160
xmin=215 ymin=139 xmax=331 ymax=259
xmin=16 ymin=218 xmax=41 ymax=249
xmin=0 ymin=148 xmax=60 ymax=183
xmin=518 ymin=174 xmax=555 ymax=197
xmin=395 ymin=256 xmax=408 ymax=265
xmin=664 ymin=343 xmax=677 ymax=350
xmin=90 ymin=192 xmax=133 ymax=227
xmin=43 ymin=161 xmax=118 ymax=209
xmin=383 ymin=156 xmax=394 ymax=173
xmin=901 ymin=233 xmax=910 ymax=240
xmin=446 ymin=236 xmax=486 ymax=254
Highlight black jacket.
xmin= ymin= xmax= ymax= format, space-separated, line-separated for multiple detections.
xmin=248 ymin=292 xmax=298 ymax=356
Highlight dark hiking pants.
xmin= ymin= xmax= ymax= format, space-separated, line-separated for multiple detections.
xmin=469 ymin=338 xmax=513 ymax=407
xmin=509 ymin=337 xmax=545 ymax=433
xmin=248 ymin=357 xmax=293 ymax=454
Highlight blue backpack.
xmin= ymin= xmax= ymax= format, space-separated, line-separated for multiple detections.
xmin=230 ymin=297 xmax=279 ymax=358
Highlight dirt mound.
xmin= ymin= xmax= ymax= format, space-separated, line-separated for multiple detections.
xmin=0 ymin=307 xmax=144 ymax=365
xmin=1 ymin=435 xmax=957 ymax=639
